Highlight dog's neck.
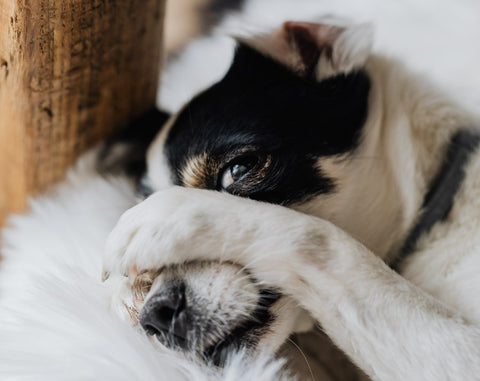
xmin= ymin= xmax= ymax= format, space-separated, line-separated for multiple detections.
xmin=297 ymin=55 xmax=479 ymax=262
xmin=371 ymin=56 xmax=480 ymax=260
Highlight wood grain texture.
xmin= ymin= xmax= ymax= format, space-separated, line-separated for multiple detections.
xmin=0 ymin=0 xmax=165 ymax=224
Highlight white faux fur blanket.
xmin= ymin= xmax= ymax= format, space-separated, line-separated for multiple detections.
xmin=1 ymin=0 xmax=479 ymax=379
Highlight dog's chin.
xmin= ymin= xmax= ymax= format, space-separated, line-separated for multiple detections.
xmin=150 ymin=328 xmax=255 ymax=367
xmin=203 ymin=289 xmax=281 ymax=366
xmin=203 ymin=328 xmax=258 ymax=367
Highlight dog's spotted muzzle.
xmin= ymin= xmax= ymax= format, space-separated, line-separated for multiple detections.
xmin=135 ymin=262 xmax=281 ymax=366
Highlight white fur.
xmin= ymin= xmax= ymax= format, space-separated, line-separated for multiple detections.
xmin=0 ymin=153 xmax=291 ymax=381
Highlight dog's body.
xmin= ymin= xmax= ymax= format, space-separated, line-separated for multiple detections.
xmin=103 ymin=21 xmax=480 ymax=380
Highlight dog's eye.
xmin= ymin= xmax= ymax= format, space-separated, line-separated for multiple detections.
xmin=220 ymin=158 xmax=257 ymax=189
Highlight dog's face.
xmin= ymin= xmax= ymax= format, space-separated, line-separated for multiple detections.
xmin=116 ymin=21 xmax=379 ymax=364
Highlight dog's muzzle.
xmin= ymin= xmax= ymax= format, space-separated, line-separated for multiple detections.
xmin=138 ymin=267 xmax=281 ymax=366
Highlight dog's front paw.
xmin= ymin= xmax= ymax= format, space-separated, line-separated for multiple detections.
xmin=103 ymin=187 xmax=223 ymax=278
xmin=102 ymin=186 xmax=339 ymax=288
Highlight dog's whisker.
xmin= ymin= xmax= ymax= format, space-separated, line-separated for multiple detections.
xmin=287 ymin=336 xmax=315 ymax=381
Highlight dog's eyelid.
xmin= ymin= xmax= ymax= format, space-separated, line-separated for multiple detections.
xmin=101 ymin=270 xmax=110 ymax=282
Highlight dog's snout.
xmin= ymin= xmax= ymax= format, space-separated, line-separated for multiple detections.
xmin=139 ymin=282 xmax=188 ymax=348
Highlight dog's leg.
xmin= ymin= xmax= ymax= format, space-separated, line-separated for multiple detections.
xmin=104 ymin=187 xmax=480 ymax=381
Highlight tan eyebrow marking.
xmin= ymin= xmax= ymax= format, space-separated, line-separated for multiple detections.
xmin=181 ymin=153 xmax=221 ymax=188
xmin=180 ymin=146 xmax=267 ymax=189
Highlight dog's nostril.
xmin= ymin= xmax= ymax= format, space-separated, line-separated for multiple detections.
xmin=139 ymin=283 xmax=188 ymax=347
xmin=142 ymin=305 xmax=178 ymax=335
xmin=142 ymin=322 xmax=162 ymax=336
xmin=142 ymin=305 xmax=173 ymax=330
xmin=157 ymin=305 xmax=176 ymax=323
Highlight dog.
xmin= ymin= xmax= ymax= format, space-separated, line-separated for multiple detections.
xmin=102 ymin=20 xmax=480 ymax=380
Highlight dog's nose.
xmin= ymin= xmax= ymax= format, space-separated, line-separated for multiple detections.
xmin=139 ymin=283 xmax=188 ymax=348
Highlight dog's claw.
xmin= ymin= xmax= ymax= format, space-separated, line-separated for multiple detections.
xmin=102 ymin=270 xmax=111 ymax=282
xmin=128 ymin=265 xmax=138 ymax=280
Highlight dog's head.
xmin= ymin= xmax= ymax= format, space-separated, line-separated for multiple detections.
xmin=114 ymin=21 xmax=399 ymax=364
xmin=147 ymin=21 xmax=404 ymax=256
xmin=148 ymin=21 xmax=373 ymax=205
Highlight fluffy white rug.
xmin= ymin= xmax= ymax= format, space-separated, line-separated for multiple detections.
xmin=1 ymin=0 xmax=480 ymax=379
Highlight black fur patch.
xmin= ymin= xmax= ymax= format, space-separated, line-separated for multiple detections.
xmin=393 ymin=129 xmax=480 ymax=270
xmin=203 ymin=289 xmax=280 ymax=367
xmin=97 ymin=109 xmax=170 ymax=180
xmin=164 ymin=44 xmax=371 ymax=205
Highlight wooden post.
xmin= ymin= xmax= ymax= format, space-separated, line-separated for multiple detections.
xmin=0 ymin=0 xmax=165 ymax=224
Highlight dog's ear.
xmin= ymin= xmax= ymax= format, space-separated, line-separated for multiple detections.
xmin=240 ymin=21 xmax=373 ymax=79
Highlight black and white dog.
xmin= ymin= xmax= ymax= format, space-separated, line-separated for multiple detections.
xmin=102 ymin=20 xmax=480 ymax=380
